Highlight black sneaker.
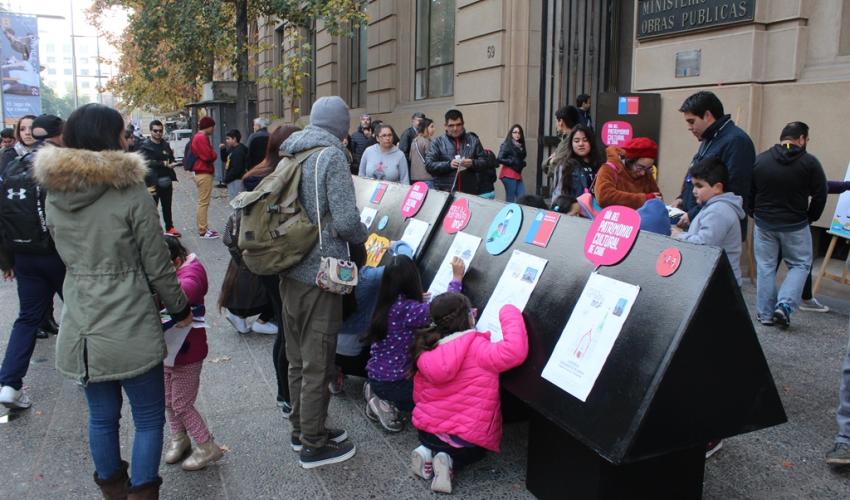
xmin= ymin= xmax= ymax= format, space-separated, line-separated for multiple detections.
xmin=35 ymin=329 xmax=50 ymax=339
xmin=280 ymin=401 xmax=292 ymax=419
xmin=290 ymin=428 xmax=348 ymax=452
xmin=772 ymin=303 xmax=791 ymax=329
xmin=299 ymin=440 xmax=356 ymax=469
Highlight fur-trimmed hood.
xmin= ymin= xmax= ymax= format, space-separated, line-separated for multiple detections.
xmin=33 ymin=145 xmax=148 ymax=212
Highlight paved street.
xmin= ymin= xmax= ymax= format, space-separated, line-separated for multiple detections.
xmin=2 ymin=170 xmax=850 ymax=499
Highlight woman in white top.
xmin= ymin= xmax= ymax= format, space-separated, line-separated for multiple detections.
xmin=358 ymin=124 xmax=409 ymax=184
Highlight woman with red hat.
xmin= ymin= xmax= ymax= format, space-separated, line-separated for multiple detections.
xmin=594 ymin=137 xmax=663 ymax=209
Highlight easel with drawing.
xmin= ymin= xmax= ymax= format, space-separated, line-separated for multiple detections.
xmin=812 ymin=232 xmax=850 ymax=295
xmin=813 ymin=162 xmax=850 ymax=295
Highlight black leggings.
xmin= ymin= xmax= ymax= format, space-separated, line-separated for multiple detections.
xmin=335 ymin=348 xmax=369 ymax=379
xmin=418 ymin=431 xmax=485 ymax=471
xmin=260 ymin=274 xmax=289 ymax=403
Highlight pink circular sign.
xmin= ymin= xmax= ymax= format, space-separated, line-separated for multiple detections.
xmin=601 ymin=121 xmax=634 ymax=147
xmin=401 ymin=182 xmax=429 ymax=218
xmin=656 ymin=247 xmax=682 ymax=277
xmin=584 ymin=206 xmax=641 ymax=266
xmin=443 ymin=198 xmax=472 ymax=234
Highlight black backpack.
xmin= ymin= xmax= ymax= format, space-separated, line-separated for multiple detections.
xmin=183 ymin=141 xmax=197 ymax=172
xmin=0 ymin=153 xmax=54 ymax=254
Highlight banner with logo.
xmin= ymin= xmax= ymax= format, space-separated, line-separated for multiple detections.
xmin=0 ymin=13 xmax=41 ymax=126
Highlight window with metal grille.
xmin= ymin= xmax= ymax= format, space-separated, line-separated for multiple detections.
xmin=415 ymin=0 xmax=455 ymax=100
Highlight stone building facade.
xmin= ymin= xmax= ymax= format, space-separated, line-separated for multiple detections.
xmin=255 ymin=0 xmax=850 ymax=227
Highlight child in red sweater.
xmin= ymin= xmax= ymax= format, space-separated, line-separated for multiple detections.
xmin=162 ymin=238 xmax=223 ymax=471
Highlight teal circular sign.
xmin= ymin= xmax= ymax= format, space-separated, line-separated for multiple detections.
xmin=485 ymin=203 xmax=523 ymax=255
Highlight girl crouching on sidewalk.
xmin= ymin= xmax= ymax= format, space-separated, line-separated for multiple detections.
xmin=162 ymin=237 xmax=223 ymax=471
xmin=410 ymin=296 xmax=528 ymax=494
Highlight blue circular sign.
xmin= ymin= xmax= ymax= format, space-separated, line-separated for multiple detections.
xmin=377 ymin=215 xmax=389 ymax=231
xmin=485 ymin=203 xmax=523 ymax=255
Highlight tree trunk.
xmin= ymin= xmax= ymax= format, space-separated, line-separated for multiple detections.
xmin=235 ymin=0 xmax=250 ymax=136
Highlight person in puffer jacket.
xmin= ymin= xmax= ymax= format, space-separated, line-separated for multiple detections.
xmin=409 ymin=296 xmax=528 ymax=494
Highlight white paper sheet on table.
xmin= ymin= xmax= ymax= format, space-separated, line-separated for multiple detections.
xmin=360 ymin=207 xmax=378 ymax=229
xmin=426 ymin=231 xmax=481 ymax=299
xmin=163 ymin=319 xmax=207 ymax=367
xmin=476 ymin=250 xmax=548 ymax=343
xmin=542 ymin=273 xmax=640 ymax=402
xmin=400 ymin=218 xmax=429 ymax=253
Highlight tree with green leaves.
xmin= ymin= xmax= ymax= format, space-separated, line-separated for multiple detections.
xmin=89 ymin=0 xmax=365 ymax=128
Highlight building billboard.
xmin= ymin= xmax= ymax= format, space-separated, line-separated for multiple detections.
xmin=0 ymin=13 xmax=41 ymax=126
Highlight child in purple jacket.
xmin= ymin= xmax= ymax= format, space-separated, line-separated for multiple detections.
xmin=363 ymin=255 xmax=465 ymax=432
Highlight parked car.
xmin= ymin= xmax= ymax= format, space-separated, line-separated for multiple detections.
xmin=169 ymin=128 xmax=193 ymax=161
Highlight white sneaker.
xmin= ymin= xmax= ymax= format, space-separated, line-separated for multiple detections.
xmin=431 ymin=452 xmax=453 ymax=493
xmin=411 ymin=445 xmax=434 ymax=480
xmin=799 ymin=298 xmax=830 ymax=313
xmin=0 ymin=385 xmax=32 ymax=409
xmin=251 ymin=320 xmax=278 ymax=335
xmin=224 ymin=309 xmax=251 ymax=334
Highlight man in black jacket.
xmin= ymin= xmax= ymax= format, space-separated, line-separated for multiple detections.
xmin=398 ymin=111 xmax=425 ymax=164
xmin=246 ymin=117 xmax=270 ymax=170
xmin=425 ymin=109 xmax=495 ymax=195
xmin=749 ymin=121 xmax=826 ymax=329
xmin=138 ymin=120 xmax=179 ymax=236
xmin=348 ymin=114 xmax=374 ymax=173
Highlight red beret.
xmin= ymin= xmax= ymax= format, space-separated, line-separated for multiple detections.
xmin=198 ymin=116 xmax=216 ymax=130
xmin=623 ymin=137 xmax=658 ymax=159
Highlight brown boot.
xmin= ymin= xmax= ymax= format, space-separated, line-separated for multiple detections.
xmin=127 ymin=477 xmax=162 ymax=500
xmin=181 ymin=438 xmax=224 ymax=471
xmin=163 ymin=432 xmax=190 ymax=464
xmin=93 ymin=460 xmax=129 ymax=500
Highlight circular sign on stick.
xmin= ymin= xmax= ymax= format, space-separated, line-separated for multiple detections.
xmin=377 ymin=215 xmax=389 ymax=231
xmin=401 ymin=181 xmax=429 ymax=219
xmin=656 ymin=247 xmax=682 ymax=277
xmin=443 ymin=198 xmax=472 ymax=234
xmin=583 ymin=206 xmax=641 ymax=266
xmin=485 ymin=203 xmax=523 ymax=255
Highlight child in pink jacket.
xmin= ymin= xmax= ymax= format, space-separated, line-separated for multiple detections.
xmin=410 ymin=294 xmax=528 ymax=494
xmin=162 ymin=237 xmax=223 ymax=471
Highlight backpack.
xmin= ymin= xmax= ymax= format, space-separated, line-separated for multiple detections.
xmin=480 ymin=148 xmax=498 ymax=184
xmin=183 ymin=141 xmax=196 ymax=172
xmin=0 ymin=153 xmax=54 ymax=254
xmin=229 ymin=146 xmax=325 ymax=275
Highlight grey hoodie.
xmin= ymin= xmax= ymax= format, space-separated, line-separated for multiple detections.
xmin=280 ymin=125 xmax=368 ymax=285
xmin=674 ymin=192 xmax=746 ymax=286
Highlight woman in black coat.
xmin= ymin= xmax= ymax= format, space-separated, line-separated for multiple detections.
xmin=497 ymin=124 xmax=527 ymax=202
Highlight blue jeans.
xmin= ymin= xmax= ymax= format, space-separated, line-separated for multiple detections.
xmin=0 ymin=252 xmax=65 ymax=390
xmin=369 ymin=378 xmax=414 ymax=412
xmin=501 ymin=178 xmax=525 ymax=203
xmin=754 ymin=225 xmax=812 ymax=321
xmin=836 ymin=315 xmax=850 ymax=445
xmin=227 ymin=179 xmax=243 ymax=200
xmin=84 ymin=364 xmax=165 ymax=487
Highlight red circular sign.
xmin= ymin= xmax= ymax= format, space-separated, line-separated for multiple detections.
xmin=442 ymin=198 xmax=472 ymax=234
xmin=656 ymin=247 xmax=682 ymax=277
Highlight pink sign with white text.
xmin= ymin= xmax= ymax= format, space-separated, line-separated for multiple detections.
xmin=443 ymin=198 xmax=472 ymax=234
xmin=401 ymin=181 xmax=429 ymax=218
xmin=601 ymin=121 xmax=634 ymax=147
xmin=584 ymin=206 xmax=641 ymax=266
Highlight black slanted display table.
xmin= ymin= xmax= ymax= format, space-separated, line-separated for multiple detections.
xmin=350 ymin=185 xmax=786 ymax=499
xmin=350 ymin=177 xmax=450 ymax=263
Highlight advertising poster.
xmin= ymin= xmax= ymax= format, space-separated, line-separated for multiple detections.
xmin=829 ymin=161 xmax=850 ymax=239
xmin=542 ymin=273 xmax=640 ymax=402
xmin=0 ymin=13 xmax=41 ymax=125
xmin=477 ymin=250 xmax=548 ymax=342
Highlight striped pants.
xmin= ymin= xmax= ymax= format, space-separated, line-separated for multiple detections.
xmin=164 ymin=361 xmax=211 ymax=443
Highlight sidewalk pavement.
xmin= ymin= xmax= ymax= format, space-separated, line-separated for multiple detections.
xmin=2 ymin=170 xmax=850 ymax=498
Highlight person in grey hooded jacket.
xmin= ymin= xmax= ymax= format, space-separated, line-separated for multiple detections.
xmin=278 ymin=96 xmax=367 ymax=469
xmin=672 ymin=156 xmax=745 ymax=286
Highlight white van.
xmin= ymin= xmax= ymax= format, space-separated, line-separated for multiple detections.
xmin=169 ymin=129 xmax=193 ymax=161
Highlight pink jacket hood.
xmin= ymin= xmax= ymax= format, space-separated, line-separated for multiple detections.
xmin=176 ymin=254 xmax=208 ymax=307
xmin=412 ymin=305 xmax=528 ymax=452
